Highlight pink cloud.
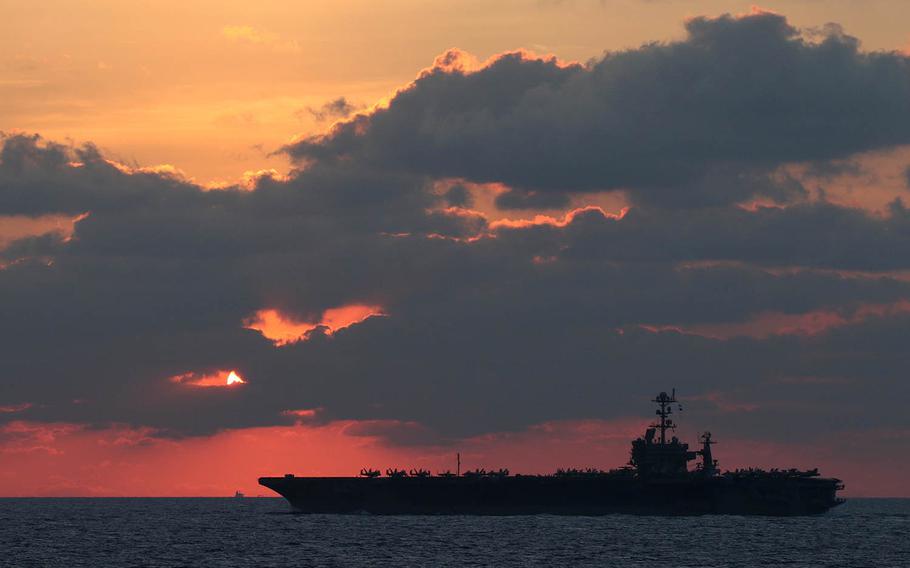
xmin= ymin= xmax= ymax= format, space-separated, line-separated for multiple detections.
xmin=640 ymin=300 xmax=910 ymax=340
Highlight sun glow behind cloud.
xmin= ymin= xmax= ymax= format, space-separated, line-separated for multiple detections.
xmin=244 ymin=304 xmax=385 ymax=346
xmin=170 ymin=370 xmax=246 ymax=388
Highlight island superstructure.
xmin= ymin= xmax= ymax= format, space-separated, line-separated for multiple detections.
xmin=259 ymin=390 xmax=844 ymax=515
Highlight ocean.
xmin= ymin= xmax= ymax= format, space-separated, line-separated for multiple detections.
xmin=1 ymin=498 xmax=907 ymax=567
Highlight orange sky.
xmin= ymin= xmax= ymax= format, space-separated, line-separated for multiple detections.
xmin=3 ymin=1 xmax=909 ymax=184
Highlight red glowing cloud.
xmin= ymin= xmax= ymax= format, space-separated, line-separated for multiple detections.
xmin=169 ymin=370 xmax=246 ymax=388
xmin=0 ymin=403 xmax=32 ymax=414
xmin=489 ymin=206 xmax=627 ymax=231
xmin=639 ymin=300 xmax=910 ymax=340
xmin=244 ymin=304 xmax=385 ymax=346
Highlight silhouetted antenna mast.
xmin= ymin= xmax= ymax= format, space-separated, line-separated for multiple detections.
xmin=457 ymin=452 xmax=461 ymax=477
xmin=651 ymin=390 xmax=678 ymax=445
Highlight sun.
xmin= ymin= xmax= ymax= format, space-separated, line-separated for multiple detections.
xmin=168 ymin=369 xmax=247 ymax=387
xmin=226 ymin=371 xmax=245 ymax=385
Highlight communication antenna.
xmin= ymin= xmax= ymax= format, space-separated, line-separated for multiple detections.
xmin=457 ymin=452 xmax=461 ymax=477
xmin=651 ymin=389 xmax=678 ymax=445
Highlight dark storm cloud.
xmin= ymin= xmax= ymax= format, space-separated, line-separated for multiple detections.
xmin=494 ymin=187 xmax=571 ymax=210
xmin=287 ymin=11 xmax=910 ymax=208
xmin=443 ymin=183 xmax=473 ymax=207
xmin=2 ymin=10 xmax=910 ymax=453
xmin=302 ymin=97 xmax=363 ymax=122
xmin=804 ymin=158 xmax=866 ymax=181
xmin=287 ymin=312 xmax=910 ymax=443
xmin=515 ymin=199 xmax=910 ymax=271
xmin=3 ymin=134 xmax=910 ymax=439
xmin=0 ymin=134 xmax=206 ymax=216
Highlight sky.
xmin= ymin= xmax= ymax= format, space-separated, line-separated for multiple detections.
xmin=1 ymin=1 xmax=910 ymax=497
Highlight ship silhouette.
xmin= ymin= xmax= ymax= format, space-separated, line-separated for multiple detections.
xmin=259 ymin=390 xmax=844 ymax=515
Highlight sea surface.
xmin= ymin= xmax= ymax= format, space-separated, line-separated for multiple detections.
xmin=1 ymin=498 xmax=907 ymax=567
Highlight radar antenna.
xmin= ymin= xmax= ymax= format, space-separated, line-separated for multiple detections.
xmin=698 ymin=431 xmax=717 ymax=475
xmin=651 ymin=390 xmax=678 ymax=445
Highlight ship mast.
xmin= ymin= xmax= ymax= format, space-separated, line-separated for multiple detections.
xmin=651 ymin=389 xmax=677 ymax=445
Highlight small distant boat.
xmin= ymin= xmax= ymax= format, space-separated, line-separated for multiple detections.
xmin=234 ymin=491 xmax=245 ymax=498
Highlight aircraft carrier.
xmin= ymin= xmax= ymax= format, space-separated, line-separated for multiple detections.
xmin=259 ymin=391 xmax=844 ymax=515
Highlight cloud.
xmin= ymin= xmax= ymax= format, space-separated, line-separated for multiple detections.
xmin=302 ymin=97 xmax=364 ymax=122
xmin=221 ymin=25 xmax=271 ymax=43
xmin=3 ymin=132 xmax=910 ymax=443
xmin=220 ymin=25 xmax=300 ymax=52
xmin=287 ymin=11 xmax=910 ymax=209
xmin=442 ymin=184 xmax=473 ymax=207
xmin=244 ymin=305 xmax=385 ymax=346
xmin=0 ymin=133 xmax=201 ymax=216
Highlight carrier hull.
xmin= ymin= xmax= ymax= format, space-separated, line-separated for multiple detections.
xmin=259 ymin=475 xmax=843 ymax=516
